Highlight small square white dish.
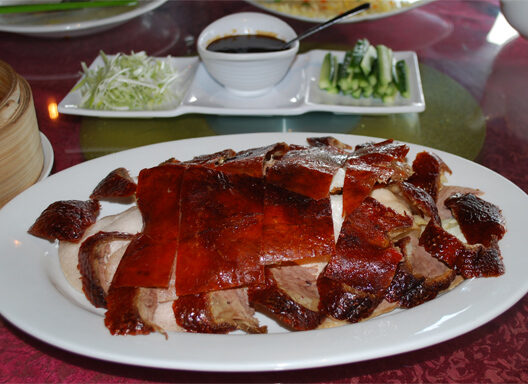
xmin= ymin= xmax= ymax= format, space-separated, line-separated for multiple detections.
xmin=305 ymin=50 xmax=425 ymax=114
xmin=58 ymin=49 xmax=425 ymax=118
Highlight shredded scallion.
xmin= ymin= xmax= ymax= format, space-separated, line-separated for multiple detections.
xmin=74 ymin=51 xmax=185 ymax=111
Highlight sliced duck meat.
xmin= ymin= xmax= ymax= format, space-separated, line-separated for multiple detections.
xmin=444 ymin=193 xmax=506 ymax=247
xmin=174 ymin=288 xmax=265 ymax=334
xmin=407 ymin=151 xmax=452 ymax=202
xmin=176 ymin=166 xmax=264 ymax=295
xmin=208 ymin=288 xmax=266 ymax=334
xmin=78 ymin=231 xmax=134 ymax=308
xmin=269 ymin=262 xmax=325 ymax=312
xmin=59 ymin=206 xmax=142 ymax=293
xmin=261 ymin=183 xmax=335 ymax=265
xmin=104 ymin=286 xmax=154 ymax=336
xmin=266 ymin=145 xmax=349 ymax=200
xmin=28 ymin=200 xmax=100 ymax=242
xmin=385 ymin=235 xmax=456 ymax=308
xmin=419 ymin=219 xmax=505 ymax=278
xmin=307 ymin=136 xmax=353 ymax=150
xmin=136 ymin=288 xmax=182 ymax=335
xmin=369 ymin=187 xmax=414 ymax=218
xmin=248 ymin=264 xmax=324 ymax=331
xmin=112 ymin=164 xmax=184 ymax=289
xmin=398 ymin=181 xmax=440 ymax=223
xmin=90 ymin=167 xmax=137 ymax=200
xmin=107 ymin=265 xmax=181 ymax=335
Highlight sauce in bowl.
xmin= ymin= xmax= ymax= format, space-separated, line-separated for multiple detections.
xmin=206 ymin=34 xmax=288 ymax=53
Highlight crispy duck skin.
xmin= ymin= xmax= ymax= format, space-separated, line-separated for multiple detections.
xmin=407 ymin=151 xmax=452 ymax=202
xmin=261 ymin=183 xmax=335 ymax=265
xmin=324 ymin=236 xmax=403 ymax=295
xmin=321 ymin=197 xmax=411 ymax=320
xmin=28 ymin=200 xmax=100 ymax=242
xmin=266 ymin=145 xmax=348 ymax=200
xmin=341 ymin=140 xmax=413 ymax=216
xmin=419 ymin=219 xmax=505 ymax=278
xmin=89 ymin=167 xmax=137 ymax=200
xmin=398 ymin=181 xmax=441 ymax=223
xmin=307 ymin=136 xmax=352 ymax=150
xmin=78 ymin=231 xmax=134 ymax=308
xmin=444 ymin=193 xmax=506 ymax=247
xmin=176 ymin=166 xmax=265 ymax=296
xmin=184 ymin=148 xmax=237 ymax=167
xmin=216 ymin=143 xmax=289 ymax=178
xmin=112 ymin=164 xmax=184 ymax=289
xmin=436 ymin=185 xmax=482 ymax=221
xmin=342 ymin=162 xmax=379 ymax=216
xmin=317 ymin=275 xmax=382 ymax=323
xmin=353 ymin=139 xmax=410 ymax=161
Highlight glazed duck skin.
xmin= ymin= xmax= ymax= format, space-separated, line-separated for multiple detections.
xmin=112 ymin=164 xmax=184 ymax=289
xmin=176 ymin=166 xmax=265 ymax=296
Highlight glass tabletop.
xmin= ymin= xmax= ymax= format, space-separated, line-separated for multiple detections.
xmin=0 ymin=0 xmax=527 ymax=382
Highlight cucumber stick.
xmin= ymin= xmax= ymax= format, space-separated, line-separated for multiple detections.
xmin=360 ymin=45 xmax=377 ymax=76
xmin=394 ymin=59 xmax=410 ymax=98
xmin=351 ymin=39 xmax=370 ymax=67
xmin=376 ymin=44 xmax=393 ymax=86
xmin=318 ymin=52 xmax=334 ymax=90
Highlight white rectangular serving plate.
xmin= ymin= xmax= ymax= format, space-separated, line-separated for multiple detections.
xmin=58 ymin=50 xmax=425 ymax=118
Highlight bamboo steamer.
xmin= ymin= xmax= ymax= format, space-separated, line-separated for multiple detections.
xmin=0 ymin=60 xmax=44 ymax=208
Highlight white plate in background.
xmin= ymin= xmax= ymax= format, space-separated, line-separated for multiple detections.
xmin=0 ymin=132 xmax=526 ymax=372
xmin=247 ymin=0 xmax=434 ymax=23
xmin=0 ymin=0 xmax=167 ymax=37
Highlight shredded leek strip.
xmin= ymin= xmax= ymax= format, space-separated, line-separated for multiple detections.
xmin=74 ymin=50 xmax=185 ymax=111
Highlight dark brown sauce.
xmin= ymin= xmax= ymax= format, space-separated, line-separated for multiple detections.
xmin=207 ymin=34 xmax=287 ymax=53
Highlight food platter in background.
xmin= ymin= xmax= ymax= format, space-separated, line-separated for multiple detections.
xmin=0 ymin=0 xmax=167 ymax=38
xmin=248 ymin=0 xmax=434 ymax=23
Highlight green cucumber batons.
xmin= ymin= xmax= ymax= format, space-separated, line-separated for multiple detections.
xmin=318 ymin=39 xmax=410 ymax=102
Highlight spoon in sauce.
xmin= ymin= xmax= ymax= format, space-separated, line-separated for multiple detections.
xmin=206 ymin=2 xmax=371 ymax=54
xmin=280 ymin=2 xmax=371 ymax=50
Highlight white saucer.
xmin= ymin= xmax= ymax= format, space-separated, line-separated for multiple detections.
xmin=38 ymin=132 xmax=53 ymax=181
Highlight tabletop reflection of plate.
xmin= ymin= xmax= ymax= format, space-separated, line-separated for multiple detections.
xmin=0 ymin=132 xmax=527 ymax=372
xmin=248 ymin=0 xmax=434 ymax=23
xmin=0 ymin=0 xmax=167 ymax=37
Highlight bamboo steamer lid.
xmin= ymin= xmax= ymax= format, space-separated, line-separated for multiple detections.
xmin=0 ymin=60 xmax=44 ymax=208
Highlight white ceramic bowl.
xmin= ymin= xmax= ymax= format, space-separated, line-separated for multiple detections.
xmin=197 ymin=12 xmax=299 ymax=96
xmin=501 ymin=0 xmax=528 ymax=38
